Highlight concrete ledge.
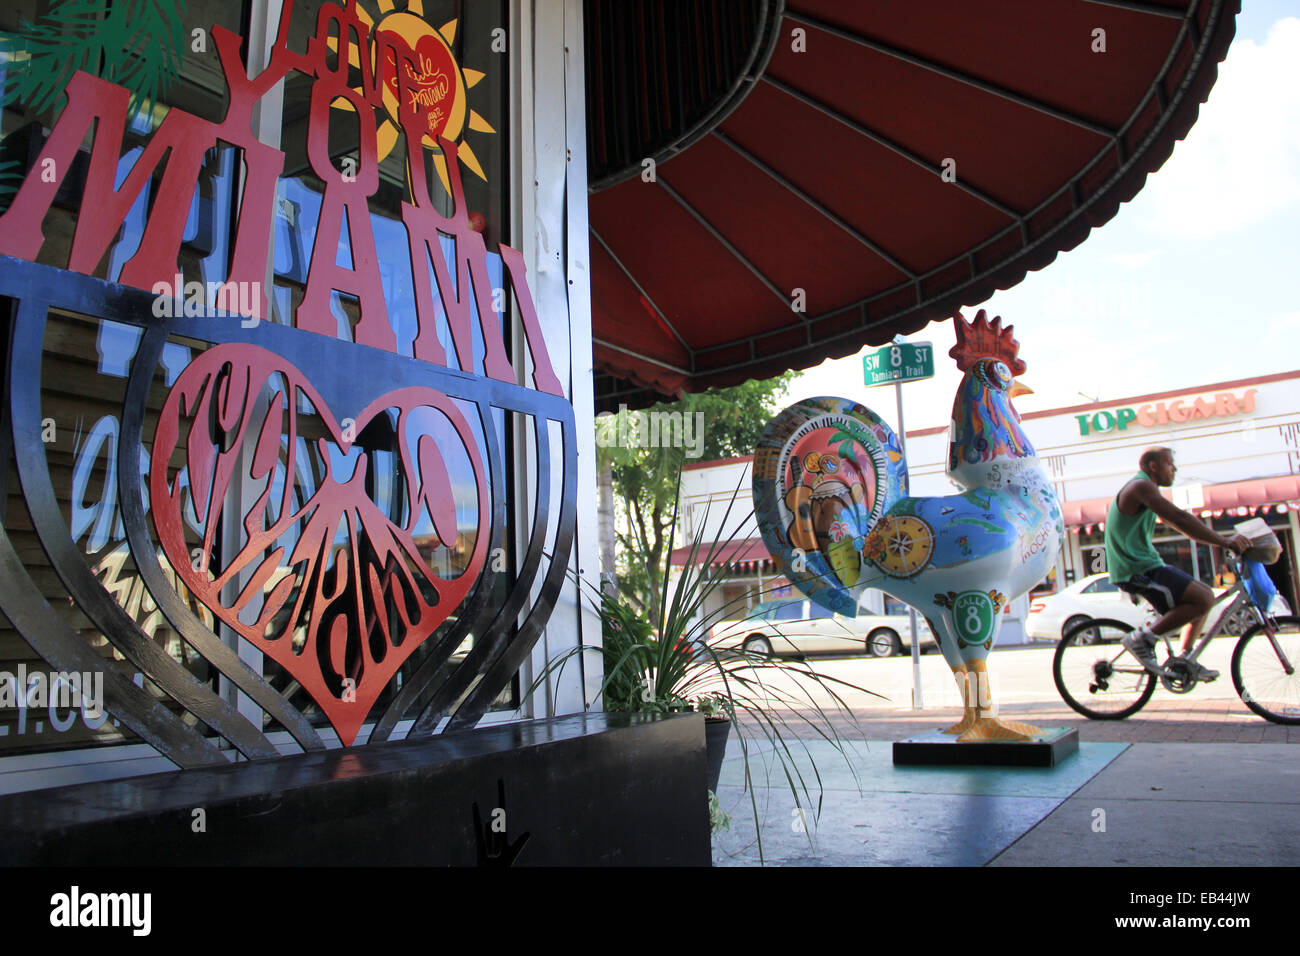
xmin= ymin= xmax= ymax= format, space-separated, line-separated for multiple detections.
xmin=0 ymin=712 xmax=710 ymax=866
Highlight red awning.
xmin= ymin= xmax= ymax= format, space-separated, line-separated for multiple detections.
xmin=669 ymin=536 xmax=773 ymax=569
xmin=1064 ymin=476 xmax=1300 ymax=528
xmin=591 ymin=1 xmax=1239 ymax=409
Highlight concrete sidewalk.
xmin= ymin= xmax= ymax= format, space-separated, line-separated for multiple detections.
xmin=710 ymin=702 xmax=1300 ymax=866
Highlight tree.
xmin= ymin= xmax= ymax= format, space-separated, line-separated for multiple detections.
xmin=596 ymin=373 xmax=794 ymax=625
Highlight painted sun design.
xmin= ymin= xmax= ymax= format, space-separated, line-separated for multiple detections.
xmin=331 ymin=0 xmax=497 ymax=193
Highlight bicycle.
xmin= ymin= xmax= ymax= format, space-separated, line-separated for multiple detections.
xmin=1052 ymin=553 xmax=1299 ymax=724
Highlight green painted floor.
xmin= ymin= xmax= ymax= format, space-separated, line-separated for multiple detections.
xmin=711 ymin=736 xmax=1128 ymax=866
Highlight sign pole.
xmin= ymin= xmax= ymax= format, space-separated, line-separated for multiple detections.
xmin=894 ymin=380 xmax=923 ymax=711
xmin=863 ymin=339 xmax=933 ymax=711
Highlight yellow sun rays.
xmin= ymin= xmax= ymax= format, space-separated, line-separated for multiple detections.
xmin=326 ymin=2 xmax=497 ymax=196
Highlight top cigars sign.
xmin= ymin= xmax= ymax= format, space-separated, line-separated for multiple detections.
xmin=1074 ymin=388 xmax=1258 ymax=437
xmin=0 ymin=0 xmax=562 ymax=398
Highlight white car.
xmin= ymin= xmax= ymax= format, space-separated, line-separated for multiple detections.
xmin=1027 ymin=571 xmax=1259 ymax=642
xmin=1026 ymin=573 xmax=1149 ymax=641
xmin=708 ymin=595 xmax=938 ymax=658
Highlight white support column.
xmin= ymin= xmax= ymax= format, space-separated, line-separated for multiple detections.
xmin=223 ymin=0 xmax=285 ymax=740
xmin=509 ymin=0 xmax=600 ymax=721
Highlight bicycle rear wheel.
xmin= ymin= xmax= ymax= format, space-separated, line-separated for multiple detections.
xmin=1053 ymin=618 xmax=1156 ymax=719
xmin=1231 ymin=616 xmax=1300 ymax=725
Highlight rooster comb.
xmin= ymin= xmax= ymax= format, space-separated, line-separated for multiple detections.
xmin=948 ymin=309 xmax=1026 ymax=376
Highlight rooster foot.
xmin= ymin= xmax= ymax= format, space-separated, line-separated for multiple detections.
xmin=956 ymin=716 xmax=1047 ymax=743
xmin=940 ymin=709 xmax=978 ymax=735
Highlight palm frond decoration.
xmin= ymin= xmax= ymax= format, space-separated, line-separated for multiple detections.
xmin=2 ymin=0 xmax=188 ymax=118
xmin=0 ymin=158 xmax=22 ymax=212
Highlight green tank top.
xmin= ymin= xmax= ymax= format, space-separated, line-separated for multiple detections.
xmin=1104 ymin=471 xmax=1164 ymax=584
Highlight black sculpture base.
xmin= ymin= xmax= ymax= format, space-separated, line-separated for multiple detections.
xmin=892 ymin=727 xmax=1079 ymax=767
xmin=0 ymin=712 xmax=710 ymax=866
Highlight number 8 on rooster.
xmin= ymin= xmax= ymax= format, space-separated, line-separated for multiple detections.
xmin=952 ymin=591 xmax=997 ymax=647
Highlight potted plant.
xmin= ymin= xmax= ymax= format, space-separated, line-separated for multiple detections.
xmin=527 ymin=472 xmax=882 ymax=861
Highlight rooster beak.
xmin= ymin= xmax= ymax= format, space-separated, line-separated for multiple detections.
xmin=1008 ymin=380 xmax=1033 ymax=398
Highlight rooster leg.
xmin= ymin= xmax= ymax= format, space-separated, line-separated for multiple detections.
xmin=930 ymin=620 xmax=976 ymax=734
xmin=955 ymin=658 xmax=1047 ymax=742
xmin=940 ymin=663 xmax=978 ymax=735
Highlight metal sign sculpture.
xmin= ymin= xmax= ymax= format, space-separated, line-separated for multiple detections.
xmin=755 ymin=310 xmax=1063 ymax=741
xmin=0 ymin=0 xmax=575 ymax=757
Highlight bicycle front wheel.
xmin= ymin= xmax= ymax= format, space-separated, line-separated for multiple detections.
xmin=1231 ymin=616 xmax=1300 ymax=725
xmin=1053 ymin=618 xmax=1156 ymax=720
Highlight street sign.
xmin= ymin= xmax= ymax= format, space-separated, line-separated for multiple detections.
xmin=860 ymin=337 xmax=933 ymax=709
xmin=863 ymin=341 xmax=935 ymax=386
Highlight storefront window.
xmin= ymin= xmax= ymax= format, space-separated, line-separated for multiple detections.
xmin=1 ymin=0 xmax=519 ymax=757
xmin=1 ymin=0 xmax=246 ymax=754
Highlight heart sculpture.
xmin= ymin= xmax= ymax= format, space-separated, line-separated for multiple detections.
xmin=150 ymin=344 xmax=489 ymax=745
xmin=378 ymin=15 xmax=463 ymax=143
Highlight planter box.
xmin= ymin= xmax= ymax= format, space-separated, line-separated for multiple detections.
xmin=0 ymin=712 xmax=710 ymax=866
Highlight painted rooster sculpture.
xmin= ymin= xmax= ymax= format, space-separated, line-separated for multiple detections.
xmin=753 ymin=309 xmax=1063 ymax=742
xmin=859 ymin=310 xmax=1063 ymax=740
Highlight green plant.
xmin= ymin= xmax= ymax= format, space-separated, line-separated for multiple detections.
xmin=598 ymin=373 xmax=794 ymax=622
xmin=0 ymin=0 xmax=190 ymax=210
xmin=2 ymin=0 xmax=188 ymax=117
xmin=695 ymin=694 xmax=727 ymax=718
xmin=707 ymin=790 xmax=730 ymax=834
xmin=529 ymin=469 xmax=883 ymax=862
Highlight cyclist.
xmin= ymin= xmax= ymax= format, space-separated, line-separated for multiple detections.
xmin=1104 ymin=447 xmax=1250 ymax=680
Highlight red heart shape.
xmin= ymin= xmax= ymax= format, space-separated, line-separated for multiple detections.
xmin=381 ymin=28 xmax=461 ymax=141
xmin=150 ymin=345 xmax=488 ymax=745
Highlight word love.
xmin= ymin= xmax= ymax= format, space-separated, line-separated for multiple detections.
xmin=0 ymin=0 xmax=561 ymax=398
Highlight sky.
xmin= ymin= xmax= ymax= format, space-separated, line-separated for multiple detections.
xmin=780 ymin=1 xmax=1300 ymax=438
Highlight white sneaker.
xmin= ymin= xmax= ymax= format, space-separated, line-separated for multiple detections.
xmin=1191 ymin=662 xmax=1219 ymax=682
xmin=1122 ymin=629 xmax=1168 ymax=676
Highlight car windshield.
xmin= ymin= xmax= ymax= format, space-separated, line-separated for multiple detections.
xmin=772 ymin=602 xmax=803 ymax=621
xmin=1083 ymin=578 xmax=1118 ymax=593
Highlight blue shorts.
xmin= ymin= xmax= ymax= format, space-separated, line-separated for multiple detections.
xmin=1115 ymin=565 xmax=1195 ymax=615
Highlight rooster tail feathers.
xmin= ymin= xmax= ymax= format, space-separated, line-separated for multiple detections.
xmin=752 ymin=397 xmax=910 ymax=615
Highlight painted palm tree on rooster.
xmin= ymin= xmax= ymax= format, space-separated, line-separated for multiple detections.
xmin=755 ymin=310 xmax=1063 ymax=742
